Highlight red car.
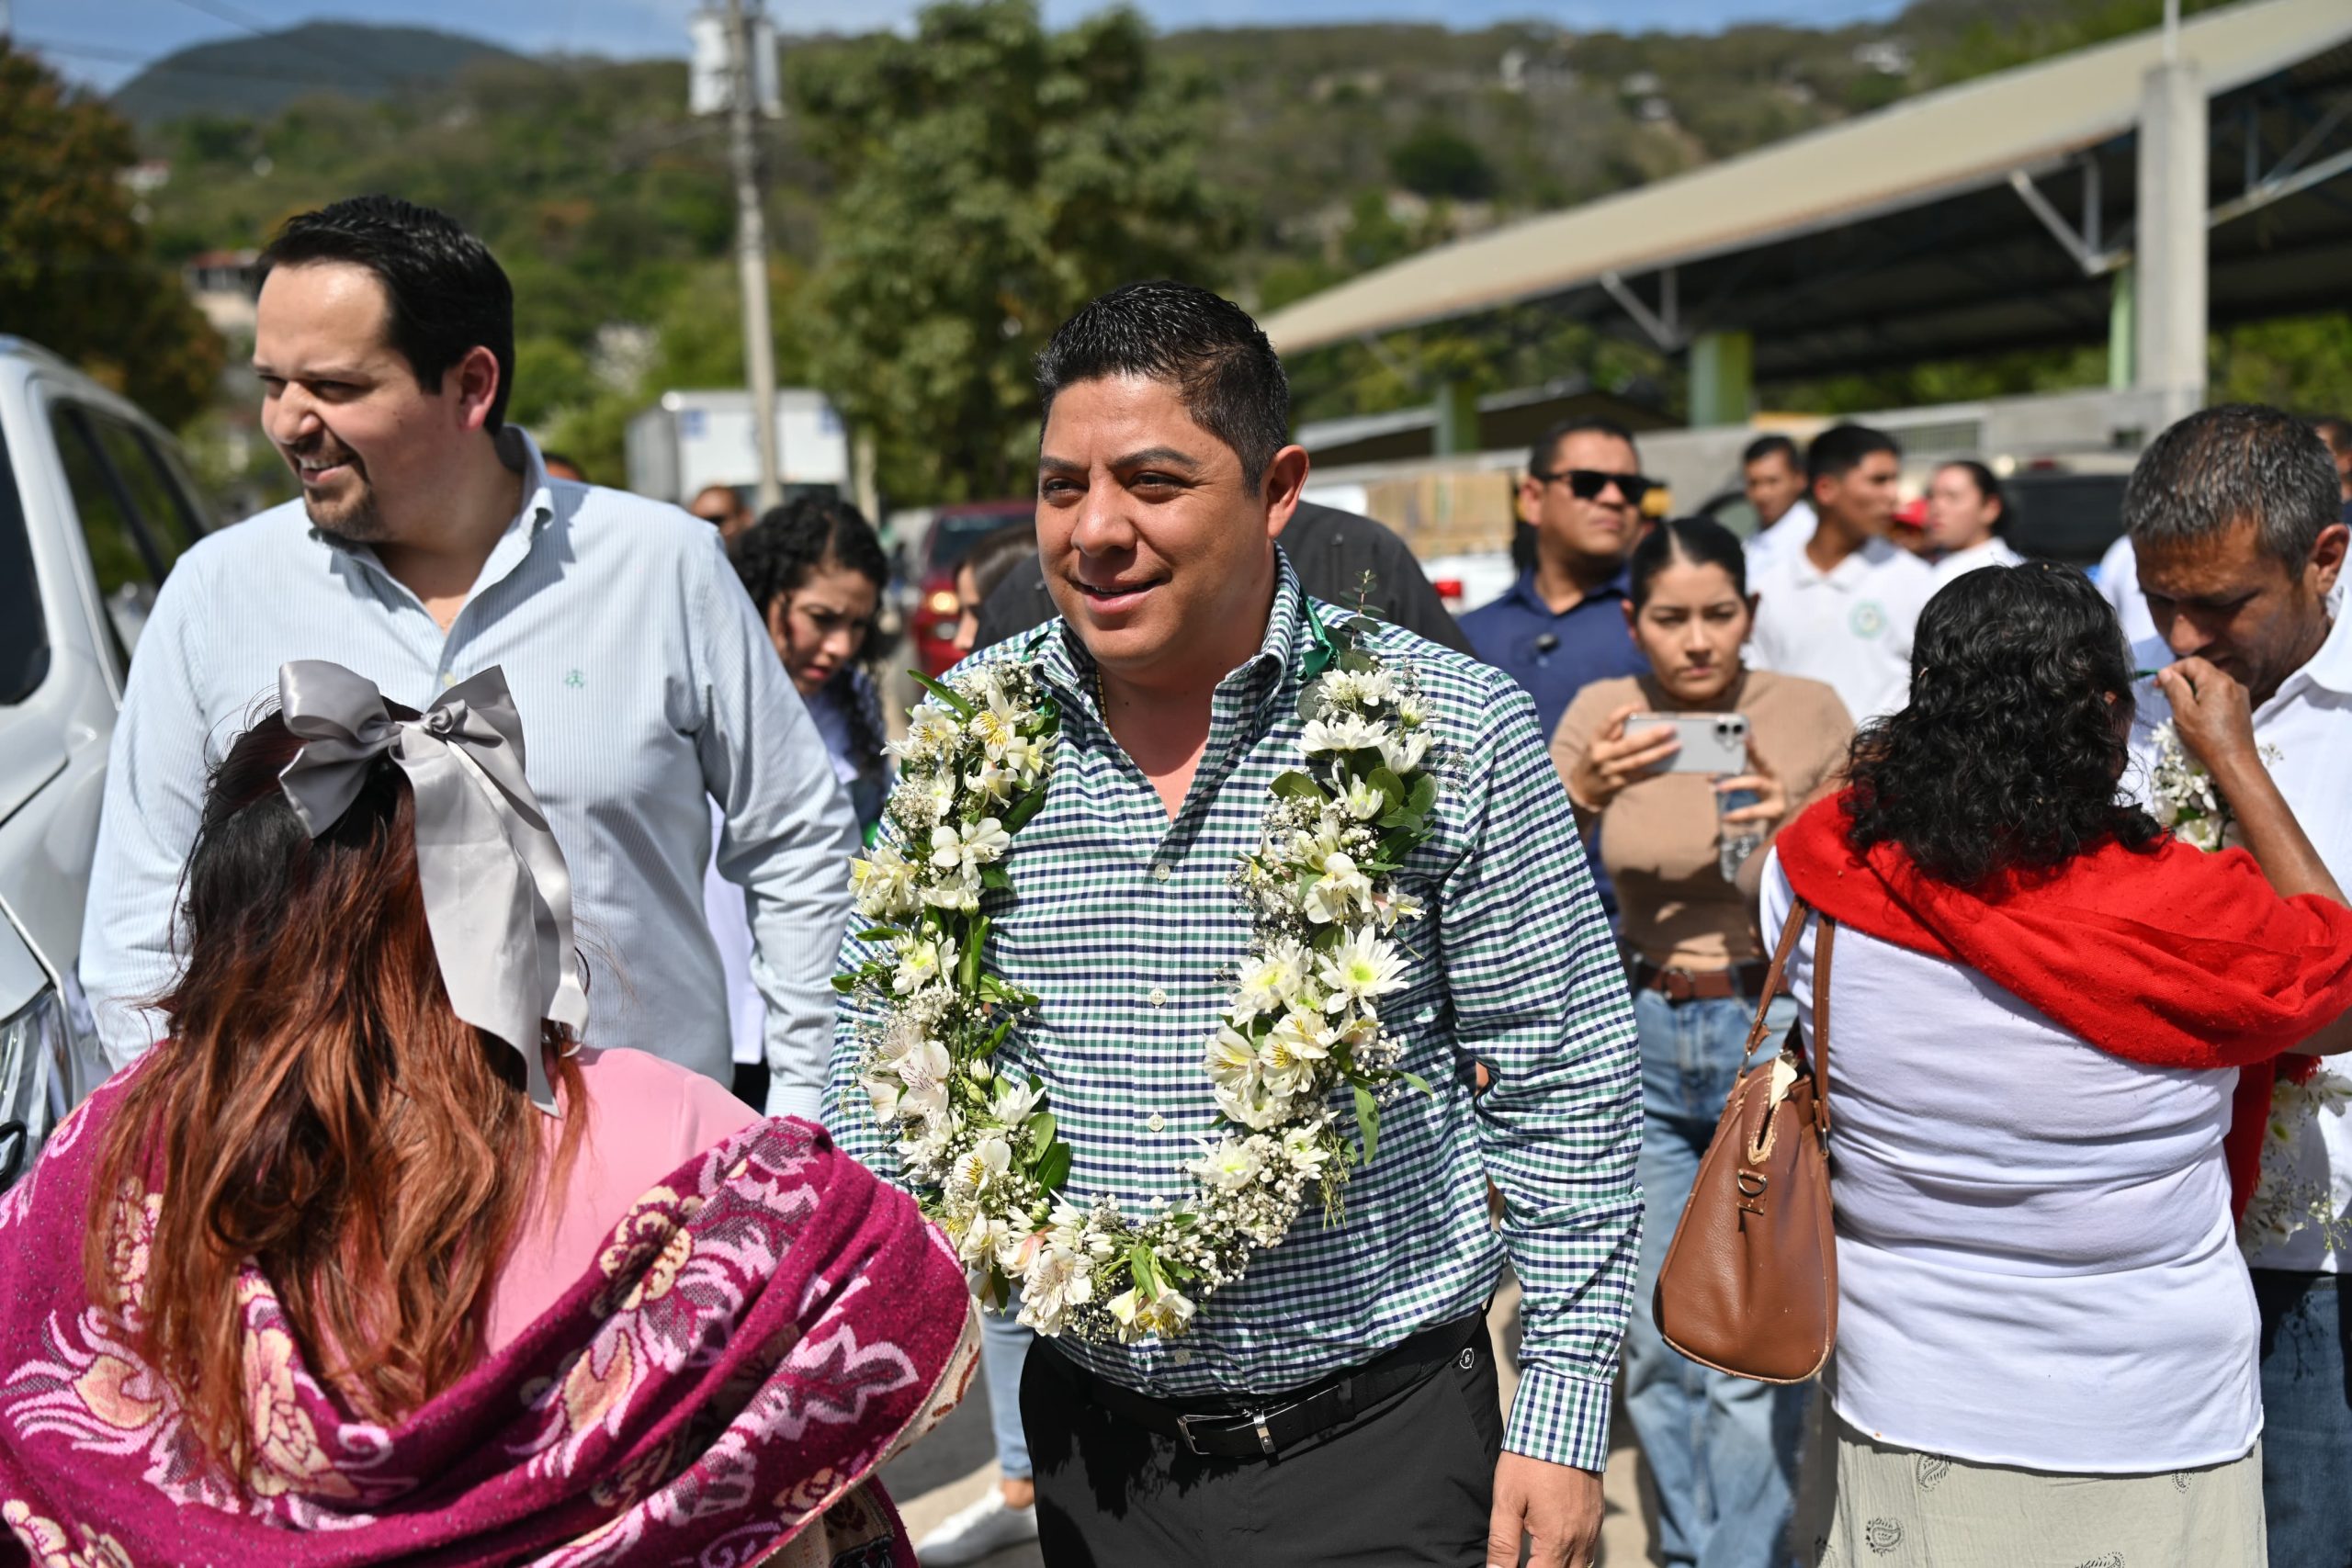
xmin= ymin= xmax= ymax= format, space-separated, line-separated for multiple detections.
xmin=910 ymin=500 xmax=1036 ymax=675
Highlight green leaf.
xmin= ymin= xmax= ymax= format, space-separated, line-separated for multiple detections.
xmin=1341 ymin=615 xmax=1385 ymax=637
xmin=1376 ymin=807 xmax=1422 ymax=832
xmin=1000 ymin=784 xmax=1050 ymax=834
xmin=1399 ymin=1069 xmax=1433 ymax=1094
xmin=1352 ymin=1083 xmax=1380 ymax=1164
xmin=856 ymin=926 xmax=901 ymax=942
xmin=957 ymin=916 xmax=990 ymax=991
xmin=980 ymin=863 xmax=1013 ymax=891
xmin=1408 ymin=774 xmax=1438 ymax=817
xmin=1129 ymin=1243 xmax=1159 ymax=1300
xmin=831 ymin=974 xmax=857 ymax=994
xmin=909 ymin=670 xmax=975 ymax=718
xmin=1367 ymin=765 xmax=1406 ymax=809
xmin=1033 ymin=1139 xmax=1072 ymax=1192
xmin=1026 ymin=1111 xmax=1057 ymax=1150
xmin=1272 ymin=769 xmax=1327 ymax=802
xmin=982 ymin=1017 xmax=1015 ymax=1056
xmin=1338 ymin=649 xmax=1379 ymax=673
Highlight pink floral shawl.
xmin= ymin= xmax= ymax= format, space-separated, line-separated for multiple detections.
xmin=0 ymin=1076 xmax=978 ymax=1566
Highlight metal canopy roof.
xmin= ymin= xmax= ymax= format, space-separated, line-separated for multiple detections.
xmin=1261 ymin=0 xmax=2352 ymax=378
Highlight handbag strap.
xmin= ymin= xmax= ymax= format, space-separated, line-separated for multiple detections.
xmin=1731 ymin=897 xmax=1837 ymax=1134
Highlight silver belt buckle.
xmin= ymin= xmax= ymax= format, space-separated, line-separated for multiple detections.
xmin=1173 ymin=1409 xmax=1279 ymax=1458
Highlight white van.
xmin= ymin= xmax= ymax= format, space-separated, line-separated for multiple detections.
xmin=0 ymin=335 xmax=215 ymax=1185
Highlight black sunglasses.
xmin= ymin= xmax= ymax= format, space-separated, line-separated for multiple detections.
xmin=1533 ymin=468 xmax=1655 ymax=506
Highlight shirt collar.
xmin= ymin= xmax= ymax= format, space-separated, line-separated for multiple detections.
xmin=1034 ymin=548 xmax=1306 ymax=720
xmin=2275 ymin=590 xmax=2352 ymax=704
xmin=1506 ymin=565 xmax=1631 ymax=616
xmin=311 ymin=426 xmax=559 ymax=591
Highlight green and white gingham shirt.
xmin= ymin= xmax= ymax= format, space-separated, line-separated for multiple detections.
xmin=824 ymin=558 xmax=1641 ymax=1470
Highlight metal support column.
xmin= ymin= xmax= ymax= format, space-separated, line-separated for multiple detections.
xmin=1687 ymin=330 xmax=1754 ymax=427
xmin=2133 ymin=57 xmax=2208 ymax=426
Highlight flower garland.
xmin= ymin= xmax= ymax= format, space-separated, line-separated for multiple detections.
xmin=840 ymin=611 xmax=1436 ymax=1343
xmin=2146 ymin=719 xmax=2347 ymax=1250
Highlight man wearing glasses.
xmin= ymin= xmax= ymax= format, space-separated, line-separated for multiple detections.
xmin=1462 ymin=417 xmax=1655 ymax=749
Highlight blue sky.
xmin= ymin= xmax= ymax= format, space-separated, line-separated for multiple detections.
xmin=27 ymin=0 xmax=1910 ymax=93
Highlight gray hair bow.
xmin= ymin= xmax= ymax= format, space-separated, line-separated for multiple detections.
xmin=275 ymin=660 xmax=589 ymax=1112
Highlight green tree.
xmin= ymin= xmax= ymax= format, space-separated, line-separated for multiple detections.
xmin=1387 ymin=121 xmax=1495 ymax=202
xmin=791 ymin=1 xmax=1244 ymax=502
xmin=0 ymin=44 xmax=222 ymax=426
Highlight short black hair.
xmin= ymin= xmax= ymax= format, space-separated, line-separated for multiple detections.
xmin=1742 ymin=433 xmax=1800 ymax=469
xmin=1807 ymin=423 xmax=1899 ymax=489
xmin=2314 ymin=414 xmax=2352 ymax=457
xmin=2124 ymin=404 xmax=2339 ymax=571
xmin=1935 ymin=459 xmax=2010 ymax=540
xmin=1035 ymin=281 xmax=1290 ymax=489
xmin=259 ymin=195 xmax=517 ymax=432
xmin=1529 ymin=416 xmax=1638 ymax=479
xmin=1844 ymin=562 xmax=2158 ymax=887
xmin=1629 ymin=516 xmax=1747 ymax=610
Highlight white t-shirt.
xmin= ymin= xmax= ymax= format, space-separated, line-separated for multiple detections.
xmin=2126 ymin=602 xmax=2352 ymax=1273
xmin=1747 ymin=535 xmax=1936 ymax=724
xmin=1742 ymin=498 xmax=1815 ymax=579
xmin=1929 ymin=536 xmax=2023 ymax=587
xmin=2098 ymin=534 xmax=2160 ymax=647
xmin=1759 ymin=853 xmax=2260 ymax=1472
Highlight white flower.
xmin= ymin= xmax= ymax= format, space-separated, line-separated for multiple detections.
xmin=892 ymin=938 xmax=944 ymax=995
xmin=1261 ymin=1009 xmax=1333 ymax=1098
xmin=1205 ymin=1025 xmax=1262 ymax=1097
xmin=1302 ymin=715 xmax=1387 ymax=756
xmin=931 ymin=818 xmax=1012 ymax=877
xmin=1001 ymin=732 xmax=1049 ymax=783
xmin=863 ymin=1075 xmax=906 ymax=1122
xmin=896 ymin=1040 xmax=952 ymax=1121
xmin=1372 ymin=886 xmax=1424 ymax=931
xmin=1105 ymin=1280 xmax=1194 ymax=1342
xmin=1377 ymin=729 xmax=1431 ymax=774
xmin=1018 ymin=1246 xmax=1095 ymax=1334
xmin=921 ymin=867 xmax=982 ymax=912
xmin=949 ymin=1134 xmax=1013 ymax=1198
xmin=1214 ymin=1076 xmax=1284 ymax=1132
xmin=990 ymin=1077 xmax=1042 ymax=1125
xmin=1280 ymin=1122 xmax=1330 ymax=1179
xmin=1190 ymin=1137 xmax=1263 ymax=1192
xmin=967 ymin=758 xmax=1018 ymax=801
xmin=898 ymin=705 xmax=961 ymax=761
xmin=1303 ymin=851 xmax=1374 ymax=925
xmin=956 ymin=1213 xmax=1015 ymax=1268
xmin=1319 ymin=668 xmax=1396 ymax=707
xmin=849 ymin=843 xmax=921 ymax=919
xmin=1340 ymin=776 xmax=1386 ymax=821
xmin=970 ymin=688 xmax=1024 ymax=758
xmin=1232 ymin=940 xmax=1309 ymax=1021
xmin=1317 ymin=928 xmax=1408 ymax=1013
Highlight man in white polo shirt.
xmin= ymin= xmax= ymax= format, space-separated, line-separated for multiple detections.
xmin=2121 ymin=404 xmax=2352 ymax=1568
xmin=1739 ymin=431 xmax=1815 ymax=577
xmin=1747 ymin=423 xmax=1934 ymax=723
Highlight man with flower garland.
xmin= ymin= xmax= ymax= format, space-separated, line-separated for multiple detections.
xmin=2121 ymin=403 xmax=2352 ymax=1568
xmin=824 ymin=281 xmax=1639 ymax=1568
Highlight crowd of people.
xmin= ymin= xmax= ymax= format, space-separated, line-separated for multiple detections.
xmin=1 ymin=191 xmax=2349 ymax=1568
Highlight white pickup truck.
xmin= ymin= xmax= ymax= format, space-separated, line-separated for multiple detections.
xmin=0 ymin=335 xmax=215 ymax=1185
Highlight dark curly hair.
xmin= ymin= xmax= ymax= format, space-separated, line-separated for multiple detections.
xmin=1843 ymin=561 xmax=2160 ymax=887
xmin=731 ymin=494 xmax=892 ymax=783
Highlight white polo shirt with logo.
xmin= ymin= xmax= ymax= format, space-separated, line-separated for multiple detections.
xmin=1747 ymin=535 xmax=1936 ymax=723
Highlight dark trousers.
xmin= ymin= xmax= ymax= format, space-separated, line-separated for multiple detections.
xmin=2256 ymin=1269 xmax=2352 ymax=1568
xmin=1022 ymin=1328 xmax=1503 ymax=1567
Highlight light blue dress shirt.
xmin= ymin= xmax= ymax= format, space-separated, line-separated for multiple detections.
xmin=78 ymin=431 xmax=858 ymax=1120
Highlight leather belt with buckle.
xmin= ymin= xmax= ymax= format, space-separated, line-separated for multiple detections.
xmin=1035 ymin=1311 xmax=1486 ymax=1462
xmin=1631 ymin=957 xmax=1777 ymax=1003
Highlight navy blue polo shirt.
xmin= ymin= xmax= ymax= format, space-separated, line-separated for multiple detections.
xmin=1459 ymin=568 xmax=1647 ymax=745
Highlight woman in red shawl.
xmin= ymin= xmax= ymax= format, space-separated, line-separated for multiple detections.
xmin=0 ymin=664 xmax=975 ymax=1565
xmin=1759 ymin=565 xmax=2352 ymax=1567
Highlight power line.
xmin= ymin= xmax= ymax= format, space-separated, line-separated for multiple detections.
xmin=21 ymin=34 xmax=379 ymax=86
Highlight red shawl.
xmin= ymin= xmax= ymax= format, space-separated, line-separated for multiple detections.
xmin=1776 ymin=794 xmax=2352 ymax=1217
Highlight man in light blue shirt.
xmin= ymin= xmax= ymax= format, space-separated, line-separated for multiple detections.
xmin=80 ymin=196 xmax=857 ymax=1117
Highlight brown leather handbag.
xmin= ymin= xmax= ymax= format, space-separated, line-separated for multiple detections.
xmin=1651 ymin=899 xmax=1838 ymax=1383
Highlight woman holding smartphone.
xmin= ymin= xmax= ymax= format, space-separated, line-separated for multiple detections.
xmin=1549 ymin=515 xmax=1853 ymax=1568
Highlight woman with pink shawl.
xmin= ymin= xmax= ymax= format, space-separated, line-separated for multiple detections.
xmin=0 ymin=664 xmax=974 ymax=1564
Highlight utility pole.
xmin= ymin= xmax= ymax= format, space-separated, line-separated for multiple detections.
xmin=725 ymin=0 xmax=782 ymax=512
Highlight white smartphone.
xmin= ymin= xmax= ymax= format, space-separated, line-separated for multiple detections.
xmin=1631 ymin=712 xmax=1749 ymax=775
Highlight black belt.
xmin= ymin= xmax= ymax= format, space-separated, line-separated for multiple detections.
xmin=1035 ymin=1311 xmax=1487 ymax=1462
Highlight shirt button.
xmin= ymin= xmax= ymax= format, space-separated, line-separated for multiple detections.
xmin=1147 ymin=1113 xmax=1166 ymax=1133
xmin=440 ymin=671 xmax=459 ymax=688
xmin=1150 ymin=862 xmax=1171 ymax=883
xmin=1148 ymin=987 xmax=1168 ymax=1008
xmin=1170 ymin=1348 xmax=1193 ymax=1366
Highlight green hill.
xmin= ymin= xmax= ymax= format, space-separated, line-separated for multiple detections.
xmin=112 ymin=22 xmax=524 ymax=126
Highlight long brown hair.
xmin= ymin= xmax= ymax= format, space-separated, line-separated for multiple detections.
xmin=84 ymin=707 xmax=588 ymax=1481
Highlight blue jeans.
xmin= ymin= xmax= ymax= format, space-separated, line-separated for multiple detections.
xmin=2255 ymin=1269 xmax=2351 ymax=1567
xmin=1623 ymin=988 xmax=1805 ymax=1568
xmin=980 ymin=1302 xmax=1035 ymax=1481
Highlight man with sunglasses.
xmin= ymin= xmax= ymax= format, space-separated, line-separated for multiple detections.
xmin=1461 ymin=418 xmax=1655 ymax=749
